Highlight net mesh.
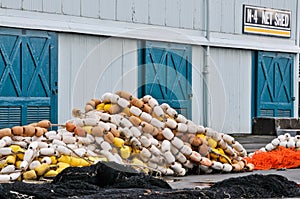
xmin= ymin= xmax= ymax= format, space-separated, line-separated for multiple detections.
xmin=245 ymin=146 xmax=300 ymax=170
xmin=0 ymin=162 xmax=299 ymax=199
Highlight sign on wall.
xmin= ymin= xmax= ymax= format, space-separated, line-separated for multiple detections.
xmin=243 ymin=5 xmax=291 ymax=38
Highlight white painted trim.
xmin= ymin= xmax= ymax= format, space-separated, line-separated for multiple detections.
xmin=210 ymin=32 xmax=300 ymax=53
xmin=0 ymin=9 xmax=208 ymax=45
xmin=0 ymin=9 xmax=299 ymax=53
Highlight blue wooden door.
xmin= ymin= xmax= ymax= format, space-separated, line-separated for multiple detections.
xmin=139 ymin=41 xmax=192 ymax=119
xmin=0 ymin=28 xmax=58 ymax=128
xmin=255 ymin=51 xmax=294 ymax=117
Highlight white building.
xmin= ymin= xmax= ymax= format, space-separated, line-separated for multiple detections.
xmin=0 ymin=0 xmax=298 ymax=134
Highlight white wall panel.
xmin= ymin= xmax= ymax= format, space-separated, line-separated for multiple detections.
xmin=58 ymin=34 xmax=99 ymax=122
xmin=284 ymin=0 xmax=297 ymax=40
xmin=99 ymin=0 xmax=116 ymax=20
xmin=2 ymin=0 xmax=21 ymax=9
xmin=69 ymin=35 xmax=88 ymax=110
xmin=148 ymin=0 xmax=166 ymax=25
xmin=272 ymin=0 xmax=281 ymax=8
xmin=132 ymin=0 xmax=148 ymax=23
xmin=94 ymin=37 xmax=138 ymax=97
xmin=165 ymin=0 xmax=180 ymax=27
xmin=260 ymin=0 xmax=272 ymax=7
xmin=81 ymin=0 xmax=100 ymax=18
xmin=192 ymin=45 xmax=204 ymax=125
xmin=116 ymin=0 xmax=133 ymax=22
xmin=58 ymin=35 xmax=73 ymax=123
xmin=165 ymin=0 xmax=194 ymax=28
xmin=209 ymin=0 xmax=221 ymax=32
xmin=22 ymin=0 xmax=43 ymax=11
xmin=180 ymin=0 xmax=193 ymax=29
xmin=193 ymin=0 xmax=205 ymax=30
xmin=249 ymin=0 xmax=261 ymax=5
xmin=209 ymin=48 xmax=251 ymax=133
xmin=221 ymin=0 xmax=234 ymax=33
xmin=234 ymin=0 xmax=248 ymax=34
xmin=42 ymin=0 xmax=62 ymax=13
xmin=58 ymin=33 xmax=137 ymax=123
xmin=62 ymin=0 xmax=80 ymax=16
xmin=285 ymin=1 xmax=296 ymax=10
xmin=103 ymin=38 xmax=123 ymax=93
xmin=119 ymin=39 xmax=138 ymax=95
xmin=80 ymin=37 xmax=102 ymax=103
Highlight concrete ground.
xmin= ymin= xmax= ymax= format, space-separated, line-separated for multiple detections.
xmin=165 ymin=168 xmax=300 ymax=189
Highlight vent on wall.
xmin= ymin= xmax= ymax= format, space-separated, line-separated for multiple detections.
xmin=27 ymin=106 xmax=50 ymax=124
xmin=0 ymin=106 xmax=22 ymax=127
xmin=277 ymin=110 xmax=291 ymax=117
xmin=260 ymin=109 xmax=274 ymax=117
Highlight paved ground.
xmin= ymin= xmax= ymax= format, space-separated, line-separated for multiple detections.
xmin=233 ymin=134 xmax=276 ymax=153
xmin=165 ymin=168 xmax=300 ymax=189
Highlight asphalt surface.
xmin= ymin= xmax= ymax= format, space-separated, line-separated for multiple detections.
xmin=164 ymin=168 xmax=300 ymax=189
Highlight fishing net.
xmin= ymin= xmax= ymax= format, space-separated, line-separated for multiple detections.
xmin=53 ymin=161 xmax=171 ymax=189
xmin=245 ymin=146 xmax=300 ymax=170
xmin=0 ymin=162 xmax=299 ymax=199
xmin=202 ymin=174 xmax=300 ymax=198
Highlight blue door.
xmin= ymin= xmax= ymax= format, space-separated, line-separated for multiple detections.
xmin=0 ymin=28 xmax=58 ymax=128
xmin=139 ymin=41 xmax=192 ymax=119
xmin=254 ymin=51 xmax=294 ymax=117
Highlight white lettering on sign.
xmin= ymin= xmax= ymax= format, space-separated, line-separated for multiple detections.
xmin=253 ymin=10 xmax=258 ymax=23
xmin=274 ymin=13 xmax=289 ymax=27
xmin=247 ymin=8 xmax=252 ymax=23
xmin=243 ymin=5 xmax=291 ymax=38
xmin=262 ymin=11 xmax=273 ymax=25
xmin=246 ymin=9 xmax=258 ymax=23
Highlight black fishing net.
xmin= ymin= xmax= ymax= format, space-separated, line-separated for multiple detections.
xmin=201 ymin=174 xmax=300 ymax=199
xmin=0 ymin=162 xmax=299 ymax=199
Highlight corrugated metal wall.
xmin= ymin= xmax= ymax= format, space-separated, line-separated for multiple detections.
xmin=1 ymin=0 xmax=297 ymax=36
xmin=0 ymin=0 xmax=298 ymax=51
xmin=0 ymin=0 xmax=204 ymax=30
xmin=58 ymin=33 xmax=137 ymax=123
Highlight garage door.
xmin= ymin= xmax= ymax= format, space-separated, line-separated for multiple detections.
xmin=254 ymin=51 xmax=294 ymax=117
xmin=0 ymin=28 xmax=58 ymax=128
xmin=138 ymin=41 xmax=192 ymax=119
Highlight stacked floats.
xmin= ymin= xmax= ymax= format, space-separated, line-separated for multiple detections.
xmin=69 ymin=91 xmax=253 ymax=175
xmin=256 ymin=133 xmax=300 ymax=153
xmin=0 ymin=121 xmax=94 ymax=182
xmin=0 ymin=91 xmax=254 ymax=182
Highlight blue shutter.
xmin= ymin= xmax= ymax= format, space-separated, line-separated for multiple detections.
xmin=0 ymin=28 xmax=58 ymax=128
xmin=139 ymin=41 xmax=192 ymax=119
xmin=255 ymin=51 xmax=294 ymax=117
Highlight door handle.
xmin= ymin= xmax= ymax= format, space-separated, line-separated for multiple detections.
xmin=52 ymin=89 xmax=58 ymax=95
xmin=291 ymin=97 xmax=295 ymax=101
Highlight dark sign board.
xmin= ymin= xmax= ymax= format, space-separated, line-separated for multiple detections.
xmin=243 ymin=5 xmax=291 ymax=38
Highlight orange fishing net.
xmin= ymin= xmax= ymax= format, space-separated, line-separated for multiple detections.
xmin=244 ymin=146 xmax=300 ymax=170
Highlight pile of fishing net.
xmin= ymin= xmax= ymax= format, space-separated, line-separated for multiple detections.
xmin=201 ymin=174 xmax=300 ymax=198
xmin=0 ymin=162 xmax=299 ymax=199
xmin=245 ymin=133 xmax=300 ymax=170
